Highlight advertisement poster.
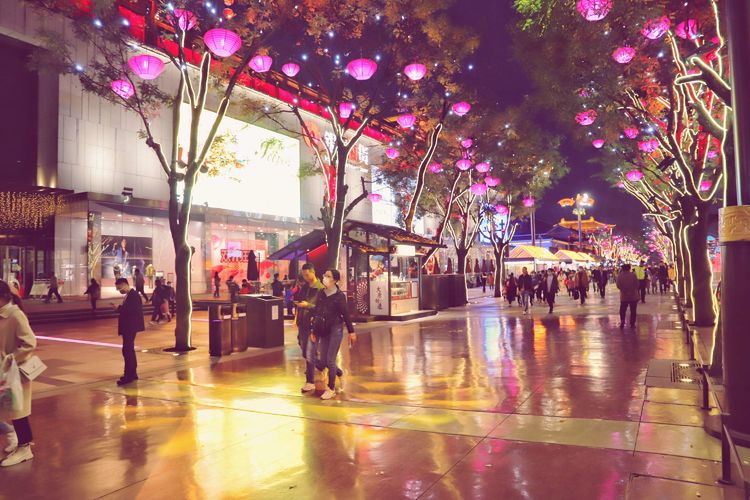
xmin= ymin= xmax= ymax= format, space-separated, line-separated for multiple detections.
xmin=368 ymin=255 xmax=389 ymax=315
xmin=101 ymin=235 xmax=153 ymax=279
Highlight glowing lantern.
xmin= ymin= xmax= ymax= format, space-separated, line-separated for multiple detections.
xmin=452 ymin=101 xmax=471 ymax=116
xmin=397 ymin=114 xmax=416 ymax=129
xmin=171 ymin=9 xmax=197 ymax=31
xmin=575 ymin=110 xmax=597 ymax=125
xmin=624 ymin=127 xmax=639 ymax=139
xmin=282 ymin=62 xmax=300 ymax=77
xmin=428 ymin=163 xmax=443 ymax=173
xmin=616 ymin=181 xmax=625 ymax=188
xmin=495 ymin=204 xmax=509 ymax=215
xmin=223 ymin=8 xmax=234 ymax=19
xmin=707 ymin=150 xmax=718 ymax=159
xmin=576 ymin=0 xmax=612 ymax=21
xmin=456 ymin=159 xmax=472 ymax=171
xmin=612 ymin=46 xmax=635 ymax=64
xmin=203 ymin=29 xmax=242 ymax=58
xmin=522 ymin=196 xmax=536 ymax=208
xmin=592 ymin=139 xmax=605 ymax=149
xmin=368 ymin=193 xmax=383 ymax=202
xmin=460 ymin=138 xmax=473 ymax=148
xmin=470 ymin=183 xmax=488 ymax=196
xmin=699 ymin=180 xmax=713 ymax=192
xmin=339 ymin=102 xmax=353 ymax=119
xmin=676 ymin=19 xmax=698 ymax=39
xmin=111 ymin=79 xmax=134 ymax=99
xmin=626 ymin=169 xmax=644 ymax=182
xmin=249 ymin=55 xmax=272 ymax=73
xmin=485 ymin=176 xmax=500 ymax=187
xmin=404 ymin=63 xmax=427 ymax=81
xmin=475 ymin=162 xmax=490 ymax=173
xmin=638 ymin=139 xmax=659 ymax=153
xmin=385 ymin=148 xmax=400 ymax=159
xmin=346 ymin=58 xmax=377 ymax=80
xmin=642 ymin=16 xmax=670 ymax=40
xmin=127 ymin=55 xmax=164 ymax=80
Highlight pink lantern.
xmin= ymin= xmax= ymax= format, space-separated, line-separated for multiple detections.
xmin=592 ymin=139 xmax=605 ymax=149
xmin=385 ymin=148 xmax=400 ymax=159
xmin=456 ymin=159 xmax=472 ymax=171
xmin=522 ymin=196 xmax=535 ymax=208
xmin=626 ymin=169 xmax=644 ymax=182
xmin=368 ymin=193 xmax=383 ymax=202
xmin=485 ymin=176 xmax=500 ymax=187
xmin=675 ymin=19 xmax=699 ymax=39
xmin=460 ymin=138 xmax=474 ymax=149
xmin=475 ymin=162 xmax=491 ymax=173
xmin=642 ymin=16 xmax=670 ymax=40
xmin=576 ymin=0 xmax=613 ymax=21
xmin=494 ymin=204 xmax=509 ymax=215
xmin=347 ymin=58 xmax=378 ymax=80
xmin=616 ymin=181 xmax=625 ymax=188
xmin=397 ymin=114 xmax=416 ymax=129
xmin=470 ymin=183 xmax=488 ymax=196
xmin=707 ymin=150 xmax=718 ymax=159
xmin=127 ymin=55 xmax=164 ymax=80
xmin=203 ymin=29 xmax=242 ymax=58
xmin=339 ymin=102 xmax=353 ymax=119
xmin=452 ymin=102 xmax=471 ymax=116
xmin=612 ymin=46 xmax=636 ymax=64
xmin=623 ymin=127 xmax=639 ymax=139
xmin=172 ymin=9 xmax=197 ymax=31
xmin=638 ymin=139 xmax=659 ymax=153
xmin=699 ymin=180 xmax=713 ymax=192
xmin=404 ymin=63 xmax=427 ymax=81
xmin=281 ymin=62 xmax=300 ymax=77
xmin=428 ymin=163 xmax=443 ymax=173
xmin=249 ymin=55 xmax=272 ymax=73
xmin=111 ymin=79 xmax=134 ymax=99
xmin=575 ymin=109 xmax=597 ymax=125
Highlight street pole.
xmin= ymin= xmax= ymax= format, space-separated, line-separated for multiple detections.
xmin=720 ymin=0 xmax=750 ymax=443
xmin=577 ymin=209 xmax=582 ymax=251
xmin=530 ymin=210 xmax=536 ymax=247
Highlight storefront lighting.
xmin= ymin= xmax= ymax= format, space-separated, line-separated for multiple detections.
xmin=394 ymin=245 xmax=416 ymax=256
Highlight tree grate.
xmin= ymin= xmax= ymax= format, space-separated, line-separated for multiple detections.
xmin=671 ymin=362 xmax=702 ymax=385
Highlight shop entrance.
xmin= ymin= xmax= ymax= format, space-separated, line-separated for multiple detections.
xmin=0 ymin=245 xmax=46 ymax=297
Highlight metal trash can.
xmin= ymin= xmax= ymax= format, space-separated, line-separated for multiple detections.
xmin=208 ymin=303 xmax=232 ymax=356
xmin=231 ymin=303 xmax=248 ymax=352
xmin=240 ymin=294 xmax=285 ymax=348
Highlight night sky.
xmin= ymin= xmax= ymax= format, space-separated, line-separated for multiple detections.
xmin=453 ymin=0 xmax=645 ymax=237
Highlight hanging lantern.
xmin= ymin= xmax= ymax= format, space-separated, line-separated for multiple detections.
xmin=638 ymin=139 xmax=659 ymax=153
xmin=592 ymin=139 xmax=605 ymax=149
xmin=368 ymin=193 xmax=382 ymax=202
xmin=171 ymin=9 xmax=197 ymax=31
xmin=428 ymin=163 xmax=443 ymax=173
xmin=623 ymin=127 xmax=639 ymax=139
xmin=641 ymin=16 xmax=670 ymax=40
xmin=346 ymin=58 xmax=377 ymax=80
xmin=707 ymin=150 xmax=718 ymax=159
xmin=456 ymin=159 xmax=472 ymax=171
xmin=223 ymin=8 xmax=234 ymax=19
xmin=475 ymin=162 xmax=490 ymax=173
xmin=338 ymin=102 xmax=354 ymax=119
xmin=612 ymin=46 xmax=635 ymax=64
xmin=282 ymin=62 xmax=300 ymax=77
xmin=385 ymin=148 xmax=400 ymax=159
xmin=403 ymin=63 xmax=427 ymax=81
xmin=675 ymin=19 xmax=699 ymax=39
xmin=249 ymin=54 xmax=273 ymax=73
xmin=575 ymin=0 xmax=613 ymax=21
xmin=575 ymin=109 xmax=597 ymax=125
xmin=203 ymin=29 xmax=242 ymax=58
xmin=616 ymin=181 xmax=625 ymax=188
xmin=111 ymin=79 xmax=134 ymax=99
xmin=452 ymin=101 xmax=471 ymax=116
xmin=397 ymin=114 xmax=416 ymax=128
xmin=224 ymin=0 xmax=233 ymax=4
xmin=485 ymin=176 xmax=500 ymax=187
xmin=699 ymin=179 xmax=713 ymax=192
xmin=460 ymin=138 xmax=474 ymax=149
xmin=127 ymin=55 xmax=164 ymax=80
xmin=626 ymin=169 xmax=644 ymax=182
xmin=522 ymin=196 xmax=536 ymax=208
xmin=470 ymin=183 xmax=488 ymax=195
xmin=494 ymin=204 xmax=509 ymax=215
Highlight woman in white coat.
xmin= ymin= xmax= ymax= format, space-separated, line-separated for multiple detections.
xmin=0 ymin=280 xmax=37 ymax=466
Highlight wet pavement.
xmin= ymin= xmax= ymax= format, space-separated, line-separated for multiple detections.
xmin=1 ymin=287 xmax=747 ymax=499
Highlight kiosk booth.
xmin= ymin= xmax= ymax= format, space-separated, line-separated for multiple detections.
xmin=506 ymin=245 xmax=559 ymax=275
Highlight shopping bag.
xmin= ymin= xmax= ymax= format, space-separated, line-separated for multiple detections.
xmin=572 ymin=289 xmax=580 ymax=300
xmin=0 ymin=355 xmax=24 ymax=412
xmin=19 ymin=355 xmax=47 ymax=381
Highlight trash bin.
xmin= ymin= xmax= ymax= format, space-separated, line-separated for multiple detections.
xmin=208 ymin=303 xmax=232 ymax=356
xmin=239 ymin=294 xmax=285 ymax=348
xmin=231 ymin=303 xmax=248 ymax=352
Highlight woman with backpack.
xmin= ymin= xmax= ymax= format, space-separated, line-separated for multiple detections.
xmin=309 ymin=269 xmax=356 ymax=400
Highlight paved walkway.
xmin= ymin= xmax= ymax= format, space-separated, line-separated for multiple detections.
xmin=1 ymin=286 xmax=747 ymax=499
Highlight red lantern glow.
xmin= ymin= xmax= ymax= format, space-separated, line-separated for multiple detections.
xmin=612 ymin=46 xmax=635 ymax=64
xmin=576 ymin=0 xmax=612 ymax=21
xmin=249 ymin=55 xmax=272 ymax=73
xmin=282 ymin=62 xmax=300 ymax=77
xmin=575 ymin=110 xmax=597 ymax=125
xmin=592 ymin=139 xmax=605 ymax=148
xmin=385 ymin=148 xmax=399 ymax=159
xmin=522 ymin=196 xmax=535 ymax=208
xmin=346 ymin=58 xmax=377 ymax=80
xmin=111 ymin=79 xmax=134 ymax=99
xmin=641 ymin=16 xmax=670 ymax=40
xmin=404 ymin=63 xmax=427 ymax=81
xmin=626 ymin=169 xmax=644 ymax=182
xmin=623 ymin=127 xmax=639 ymax=139
xmin=452 ymin=102 xmax=471 ymax=116
xmin=128 ymin=55 xmax=164 ymax=80
xmin=428 ymin=163 xmax=443 ymax=173
xmin=368 ymin=193 xmax=382 ymax=202
xmin=485 ymin=176 xmax=500 ymax=187
xmin=171 ymin=9 xmax=197 ymax=31
xmin=470 ymin=183 xmax=488 ymax=196
xmin=203 ymin=29 xmax=242 ymax=58
xmin=460 ymin=138 xmax=473 ymax=148
xmin=456 ymin=159 xmax=472 ymax=171
xmin=475 ymin=162 xmax=490 ymax=173
xmin=495 ymin=204 xmax=509 ymax=215
xmin=675 ymin=19 xmax=699 ymax=39
xmin=397 ymin=114 xmax=416 ymax=129
xmin=223 ymin=8 xmax=234 ymax=19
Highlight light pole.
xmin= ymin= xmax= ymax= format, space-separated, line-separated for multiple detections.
xmin=559 ymin=193 xmax=595 ymax=251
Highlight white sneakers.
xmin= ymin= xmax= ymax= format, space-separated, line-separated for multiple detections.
xmin=1 ymin=445 xmax=33 ymax=467
xmin=4 ymin=432 xmax=17 ymax=453
xmin=301 ymin=383 xmax=316 ymax=393
xmin=320 ymin=389 xmax=336 ymax=400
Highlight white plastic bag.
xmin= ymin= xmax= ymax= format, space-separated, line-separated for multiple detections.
xmin=0 ymin=355 xmax=23 ymax=413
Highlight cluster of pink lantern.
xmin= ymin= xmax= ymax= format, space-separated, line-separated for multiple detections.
xmin=249 ymin=55 xmax=273 ymax=73
xmin=612 ymin=46 xmax=635 ymax=64
xmin=428 ymin=163 xmax=443 ymax=173
xmin=626 ymin=169 xmax=644 ymax=182
xmin=403 ymin=63 xmax=427 ymax=81
xmin=623 ymin=127 xmax=639 ymax=139
xmin=204 ymin=28 xmax=242 ymax=58
xmin=339 ymin=102 xmax=354 ymax=119
xmin=111 ymin=79 xmax=134 ymax=99
xmin=485 ymin=175 xmax=500 ymax=187
xmin=452 ymin=102 xmax=471 ymax=117
xmin=641 ymin=16 xmax=670 ymax=40
xmin=675 ymin=19 xmax=699 ymax=40
xmin=592 ymin=139 xmax=605 ymax=149
xmin=385 ymin=148 xmax=400 ymax=159
xmin=127 ymin=54 xmax=164 ymax=80
xmin=347 ymin=58 xmax=378 ymax=81
xmin=470 ymin=183 xmax=488 ymax=196
xmin=576 ymin=0 xmax=613 ymax=21
xmin=456 ymin=159 xmax=472 ymax=171
xmin=638 ymin=138 xmax=659 ymax=153
xmin=494 ymin=204 xmax=509 ymax=215
xmin=575 ymin=110 xmax=597 ymax=125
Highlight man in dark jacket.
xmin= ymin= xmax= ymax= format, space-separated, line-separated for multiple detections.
xmin=616 ymin=264 xmax=640 ymax=329
xmin=541 ymin=270 xmax=560 ymax=314
xmin=597 ymin=265 xmax=609 ymax=299
xmin=271 ymin=273 xmax=284 ymax=298
xmin=517 ymin=267 xmax=534 ymax=314
xmin=112 ymin=278 xmax=144 ymax=385
xmin=295 ymin=263 xmax=325 ymax=392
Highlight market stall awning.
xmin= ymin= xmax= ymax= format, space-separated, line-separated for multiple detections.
xmin=555 ymin=249 xmax=595 ymax=262
xmin=345 ymin=220 xmax=445 ymax=248
xmin=267 ymin=229 xmax=326 ymax=260
xmin=508 ymin=245 xmax=558 ymax=261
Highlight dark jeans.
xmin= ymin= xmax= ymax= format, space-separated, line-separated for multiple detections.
xmin=578 ymin=286 xmax=587 ymax=304
xmin=11 ymin=417 xmax=32 ymax=446
xmin=121 ymin=331 xmax=137 ymax=379
xmin=213 ymin=284 xmax=220 ymax=298
xmin=317 ymin=322 xmax=344 ymax=390
xmin=546 ymin=294 xmax=555 ymax=313
xmin=90 ymin=298 xmax=97 ymax=311
xmin=619 ymin=301 xmax=638 ymax=327
xmin=298 ymin=328 xmax=315 ymax=384
xmin=135 ymin=284 xmax=148 ymax=301
xmin=639 ymin=280 xmax=647 ymax=303
xmin=599 ymin=282 xmax=606 ymax=298
xmin=45 ymin=287 xmax=62 ymax=303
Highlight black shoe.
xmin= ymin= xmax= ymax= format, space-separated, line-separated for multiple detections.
xmin=336 ymin=368 xmax=343 ymax=378
xmin=117 ymin=375 xmax=138 ymax=386
xmin=619 ymin=323 xmax=625 ymax=329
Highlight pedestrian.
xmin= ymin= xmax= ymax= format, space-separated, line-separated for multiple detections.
xmin=482 ymin=273 xmax=487 ymax=293
xmin=83 ymin=278 xmax=101 ymax=314
xmin=284 ymin=284 xmax=294 ymax=316
xmin=0 ymin=280 xmax=37 ymax=467
xmin=164 ymin=281 xmax=176 ymax=320
xmin=658 ymin=263 xmax=668 ymax=294
xmin=295 ymin=263 xmax=325 ymax=394
xmin=271 ymin=273 xmax=284 ymax=298
xmin=541 ymin=269 xmax=560 ymax=313
xmin=150 ymin=279 xmax=165 ymax=324
xmin=505 ymin=273 xmax=517 ymax=306
xmin=616 ymin=264 xmax=640 ymax=329
xmin=517 ymin=267 xmax=534 ymax=315
xmin=240 ymin=279 xmax=252 ymax=295
xmin=488 ymin=272 xmax=495 ymax=291
xmin=309 ymin=269 xmax=356 ymax=400
xmin=575 ymin=266 xmax=589 ymax=305
xmin=591 ymin=267 xmax=601 ymax=294
xmin=667 ymin=264 xmax=676 ymax=291
xmin=597 ymin=265 xmax=608 ymax=299
xmin=133 ymin=268 xmax=148 ymax=301
xmin=634 ymin=260 xmax=647 ymax=303
xmin=43 ymin=274 xmax=63 ymax=303
xmin=212 ymin=271 xmax=221 ymax=298
xmin=145 ymin=263 xmax=155 ymax=289
xmin=226 ymin=276 xmax=240 ymax=302
xmin=111 ymin=278 xmax=144 ymax=385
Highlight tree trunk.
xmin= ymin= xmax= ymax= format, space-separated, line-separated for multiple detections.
xmin=679 ymin=220 xmax=694 ymax=308
xmin=404 ymin=122 xmax=444 ymax=233
xmin=456 ymin=247 xmax=468 ymax=275
xmin=493 ymin=247 xmax=505 ymax=298
xmin=173 ymin=241 xmax=193 ymax=351
xmin=687 ymin=209 xmax=716 ymax=326
xmin=326 ymin=153 xmax=349 ymax=269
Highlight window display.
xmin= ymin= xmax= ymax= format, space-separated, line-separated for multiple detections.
xmin=389 ymin=255 xmax=419 ymax=315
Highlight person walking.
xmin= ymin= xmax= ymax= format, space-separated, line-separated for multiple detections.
xmin=634 ymin=260 xmax=647 ymax=303
xmin=83 ymin=278 xmax=101 ymax=315
xmin=295 ymin=263 xmax=325 ymax=394
xmin=111 ymin=278 xmax=144 ymax=385
xmin=271 ymin=273 xmax=284 ymax=298
xmin=505 ymin=273 xmax=517 ymax=306
xmin=487 ymin=272 xmax=495 ymax=291
xmin=309 ymin=269 xmax=356 ymax=400
xmin=149 ymin=279 xmax=165 ymax=325
xmin=667 ymin=264 xmax=676 ymax=291
xmin=591 ymin=267 xmax=600 ymax=294
xmin=575 ymin=266 xmax=589 ymax=305
xmin=226 ymin=276 xmax=240 ymax=303
xmin=597 ymin=265 xmax=608 ymax=299
xmin=212 ymin=271 xmax=221 ymax=298
xmin=541 ymin=270 xmax=560 ymax=313
xmin=0 ymin=281 xmax=37 ymax=467
xmin=658 ymin=264 xmax=668 ymax=294
xmin=133 ymin=268 xmax=148 ymax=301
xmin=517 ymin=267 xmax=534 ymax=315
xmin=616 ymin=264 xmax=640 ymax=329
xmin=44 ymin=274 xmax=63 ymax=303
